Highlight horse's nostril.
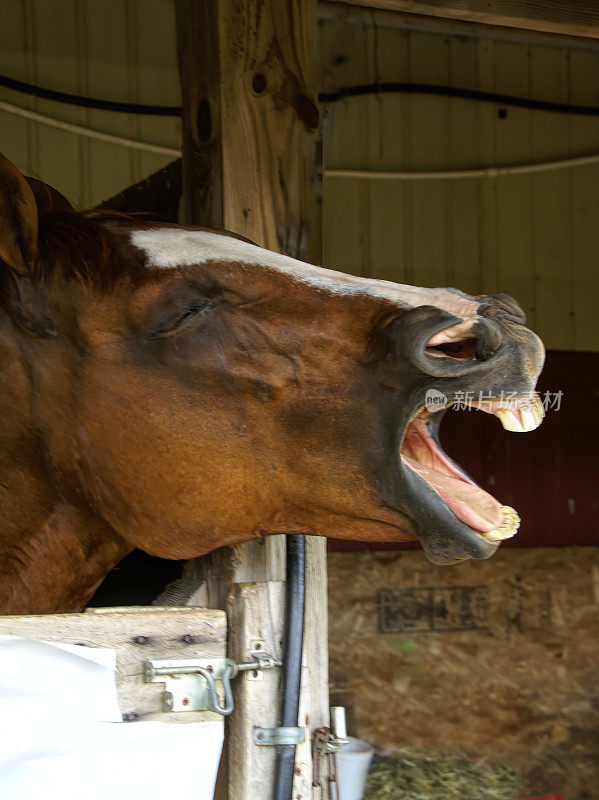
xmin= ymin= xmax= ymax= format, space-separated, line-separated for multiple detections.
xmin=425 ymin=337 xmax=477 ymax=361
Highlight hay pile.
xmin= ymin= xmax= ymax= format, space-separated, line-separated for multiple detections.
xmin=363 ymin=751 xmax=517 ymax=800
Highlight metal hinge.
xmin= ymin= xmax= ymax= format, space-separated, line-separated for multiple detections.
xmin=143 ymin=640 xmax=281 ymax=716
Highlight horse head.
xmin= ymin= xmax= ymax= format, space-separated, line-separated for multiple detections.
xmin=0 ymin=153 xmax=544 ymax=613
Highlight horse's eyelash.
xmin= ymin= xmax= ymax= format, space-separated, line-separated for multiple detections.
xmin=148 ymin=301 xmax=211 ymax=339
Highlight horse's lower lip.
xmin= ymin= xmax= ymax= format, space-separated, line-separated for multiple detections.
xmin=399 ymin=408 xmax=505 ymax=532
xmin=394 ymin=403 xmax=526 ymax=561
xmin=401 ymin=456 xmax=520 ymax=543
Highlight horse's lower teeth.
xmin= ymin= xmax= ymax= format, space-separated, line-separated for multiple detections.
xmin=480 ymin=505 xmax=520 ymax=542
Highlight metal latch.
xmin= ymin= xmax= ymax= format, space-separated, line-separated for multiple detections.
xmin=143 ymin=641 xmax=281 ymax=716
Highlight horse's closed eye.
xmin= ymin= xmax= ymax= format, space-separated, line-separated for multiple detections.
xmin=148 ymin=301 xmax=213 ymax=339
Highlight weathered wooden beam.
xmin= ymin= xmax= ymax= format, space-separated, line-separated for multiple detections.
xmin=176 ymin=0 xmax=321 ymax=260
xmin=174 ymin=2 xmax=326 ymax=798
xmin=97 ymin=159 xmax=182 ymax=221
xmin=323 ymin=0 xmax=599 ymax=40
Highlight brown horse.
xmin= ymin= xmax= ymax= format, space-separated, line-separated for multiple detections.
xmin=0 ymin=153 xmax=544 ymax=615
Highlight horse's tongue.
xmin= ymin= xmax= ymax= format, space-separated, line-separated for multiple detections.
xmin=402 ymin=456 xmax=503 ymax=533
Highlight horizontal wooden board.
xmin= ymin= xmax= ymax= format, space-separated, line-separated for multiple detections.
xmin=325 ymin=1 xmax=599 ymax=40
xmin=0 ymin=606 xmax=227 ymax=723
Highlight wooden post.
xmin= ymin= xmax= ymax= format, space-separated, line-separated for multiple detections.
xmin=174 ymin=2 xmax=327 ymax=798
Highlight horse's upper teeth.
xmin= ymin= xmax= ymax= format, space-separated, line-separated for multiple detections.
xmin=494 ymin=394 xmax=544 ymax=433
xmin=480 ymin=505 xmax=520 ymax=542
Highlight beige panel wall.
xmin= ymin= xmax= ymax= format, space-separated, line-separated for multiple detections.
xmin=0 ymin=0 xmax=180 ymax=209
xmin=0 ymin=6 xmax=598 ymax=349
xmin=321 ymin=16 xmax=599 ymax=351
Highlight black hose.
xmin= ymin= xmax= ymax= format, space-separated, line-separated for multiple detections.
xmin=273 ymin=533 xmax=306 ymax=800
xmin=318 ymin=81 xmax=599 ymax=116
xmin=0 ymin=74 xmax=180 ymax=116
xmin=3 ymin=72 xmax=599 ymax=117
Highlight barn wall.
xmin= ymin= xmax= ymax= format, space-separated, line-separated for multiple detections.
xmin=0 ymin=7 xmax=598 ymax=351
xmin=320 ymin=12 xmax=599 ymax=352
xmin=0 ymin=0 xmax=180 ymax=209
xmin=328 ymin=547 xmax=599 ymax=800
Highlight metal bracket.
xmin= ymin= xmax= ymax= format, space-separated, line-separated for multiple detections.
xmin=244 ymin=640 xmax=280 ymax=682
xmin=253 ymin=726 xmax=305 ymax=746
xmin=144 ymin=657 xmax=235 ymax=715
xmin=143 ymin=643 xmax=282 ymax=716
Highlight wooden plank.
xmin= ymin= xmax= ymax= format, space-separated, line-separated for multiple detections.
xmin=491 ymin=41 xmax=535 ymax=318
xmin=174 ymin=0 xmax=221 ymax=229
xmin=28 ymin=0 xmax=85 ymax=207
xmin=0 ymin=606 xmax=226 ymax=724
xmin=569 ymin=47 xmax=599 ymax=352
xmin=218 ymin=2 xmax=319 ymax=259
xmin=446 ymin=34 xmax=480 ymax=294
xmin=227 ymin=582 xmax=285 ymax=798
xmin=0 ymin=1 xmax=32 ymax=175
xmin=320 ymin=17 xmax=364 ymax=275
xmin=175 ymin=2 xmax=327 ymax=798
xmin=133 ymin=0 xmax=181 ymax=181
xmin=176 ymin=0 xmax=320 ymax=258
xmin=1 ymin=0 xmax=180 ymax=209
xmin=407 ymin=31 xmax=450 ymax=289
xmin=299 ymin=537 xmax=329 ymax=789
xmin=81 ymin=0 xmax=135 ymax=209
xmin=224 ymin=542 xmax=328 ymax=799
xmin=321 ymin=17 xmax=366 ymax=276
xmin=529 ymin=44 xmax=574 ymax=350
xmin=363 ymin=25 xmax=410 ymax=285
xmin=97 ymin=158 xmax=182 ymax=220
xmin=323 ymin=1 xmax=599 ymax=41
xmin=476 ymin=38 xmax=498 ymax=298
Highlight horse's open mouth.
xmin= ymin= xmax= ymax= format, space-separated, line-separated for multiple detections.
xmin=400 ymin=392 xmax=544 ymax=544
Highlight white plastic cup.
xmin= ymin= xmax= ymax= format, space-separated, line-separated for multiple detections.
xmin=335 ymin=736 xmax=375 ymax=800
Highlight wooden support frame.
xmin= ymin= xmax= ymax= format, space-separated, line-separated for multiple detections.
xmin=175 ymin=0 xmax=321 ymax=260
xmin=174 ymin=2 xmax=327 ymax=798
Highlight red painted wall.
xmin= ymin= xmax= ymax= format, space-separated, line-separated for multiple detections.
xmin=329 ymin=351 xmax=598 ymax=551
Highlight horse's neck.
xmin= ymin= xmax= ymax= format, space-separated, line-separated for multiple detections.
xmin=0 ymin=453 xmax=130 ymax=615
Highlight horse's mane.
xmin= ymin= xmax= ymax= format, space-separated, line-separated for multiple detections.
xmin=33 ymin=209 xmax=147 ymax=291
xmin=7 ymin=205 xmax=251 ymax=294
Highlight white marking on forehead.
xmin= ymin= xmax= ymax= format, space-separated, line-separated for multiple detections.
xmin=131 ymin=228 xmax=479 ymax=318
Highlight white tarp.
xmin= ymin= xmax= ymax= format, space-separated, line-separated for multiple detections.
xmin=0 ymin=636 xmax=223 ymax=800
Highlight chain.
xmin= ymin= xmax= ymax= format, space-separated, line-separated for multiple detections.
xmin=312 ymin=727 xmax=341 ymax=800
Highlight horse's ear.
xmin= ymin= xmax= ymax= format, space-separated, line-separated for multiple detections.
xmin=0 ymin=153 xmax=38 ymax=275
xmin=25 ymin=177 xmax=73 ymax=214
